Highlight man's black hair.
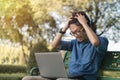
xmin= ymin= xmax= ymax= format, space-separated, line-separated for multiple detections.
xmin=69 ymin=11 xmax=96 ymax=33
xmin=71 ymin=11 xmax=91 ymax=26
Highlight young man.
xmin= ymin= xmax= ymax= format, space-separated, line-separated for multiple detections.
xmin=22 ymin=11 xmax=108 ymax=80
xmin=51 ymin=11 xmax=109 ymax=80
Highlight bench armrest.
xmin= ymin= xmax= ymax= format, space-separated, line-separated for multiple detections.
xmin=29 ymin=67 xmax=40 ymax=76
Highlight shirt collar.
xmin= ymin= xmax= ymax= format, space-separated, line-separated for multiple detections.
xmin=77 ymin=39 xmax=89 ymax=44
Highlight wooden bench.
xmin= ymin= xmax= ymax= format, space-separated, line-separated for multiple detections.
xmin=30 ymin=51 xmax=120 ymax=80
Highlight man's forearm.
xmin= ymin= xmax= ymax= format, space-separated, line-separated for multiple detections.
xmin=82 ymin=23 xmax=99 ymax=46
xmin=51 ymin=33 xmax=63 ymax=48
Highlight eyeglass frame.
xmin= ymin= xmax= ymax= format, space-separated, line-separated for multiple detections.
xmin=70 ymin=28 xmax=84 ymax=36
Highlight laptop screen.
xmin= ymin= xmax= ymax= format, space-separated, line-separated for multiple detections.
xmin=35 ymin=52 xmax=68 ymax=78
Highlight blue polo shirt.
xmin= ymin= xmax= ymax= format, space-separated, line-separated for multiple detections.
xmin=59 ymin=37 xmax=108 ymax=77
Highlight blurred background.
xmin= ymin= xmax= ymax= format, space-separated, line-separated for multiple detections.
xmin=0 ymin=0 xmax=120 ymax=80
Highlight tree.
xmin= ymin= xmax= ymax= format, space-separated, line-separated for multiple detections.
xmin=0 ymin=0 xmax=40 ymax=64
xmin=29 ymin=0 xmax=64 ymax=43
xmin=54 ymin=0 xmax=120 ymax=42
xmin=82 ymin=0 xmax=120 ymax=42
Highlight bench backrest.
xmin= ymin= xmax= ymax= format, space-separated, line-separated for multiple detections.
xmin=63 ymin=51 xmax=120 ymax=79
xmin=101 ymin=51 xmax=120 ymax=71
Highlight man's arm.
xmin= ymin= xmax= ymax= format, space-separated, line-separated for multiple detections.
xmin=51 ymin=26 xmax=70 ymax=49
xmin=51 ymin=17 xmax=72 ymax=48
xmin=51 ymin=32 xmax=63 ymax=48
xmin=76 ymin=14 xmax=99 ymax=46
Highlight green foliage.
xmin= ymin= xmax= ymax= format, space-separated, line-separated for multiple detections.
xmin=29 ymin=0 xmax=60 ymax=30
xmin=0 ymin=0 xmax=89 ymax=44
xmin=0 ymin=73 xmax=26 ymax=80
xmin=0 ymin=65 xmax=27 ymax=80
xmin=0 ymin=0 xmax=119 ymax=43
xmin=27 ymin=39 xmax=50 ymax=73
xmin=0 ymin=65 xmax=27 ymax=73
xmin=0 ymin=0 xmax=36 ymax=43
xmin=83 ymin=0 xmax=120 ymax=34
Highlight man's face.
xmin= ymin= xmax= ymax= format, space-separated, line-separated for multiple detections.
xmin=69 ymin=24 xmax=87 ymax=42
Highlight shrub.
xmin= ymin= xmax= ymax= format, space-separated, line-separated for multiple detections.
xmin=0 ymin=65 xmax=27 ymax=73
xmin=0 ymin=73 xmax=27 ymax=80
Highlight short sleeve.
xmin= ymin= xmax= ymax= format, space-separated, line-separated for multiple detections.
xmin=58 ymin=40 xmax=74 ymax=51
xmin=96 ymin=37 xmax=109 ymax=53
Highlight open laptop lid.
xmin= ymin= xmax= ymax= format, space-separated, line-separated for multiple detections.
xmin=35 ymin=52 xmax=68 ymax=78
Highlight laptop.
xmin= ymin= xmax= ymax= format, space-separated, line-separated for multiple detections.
xmin=35 ymin=52 xmax=68 ymax=79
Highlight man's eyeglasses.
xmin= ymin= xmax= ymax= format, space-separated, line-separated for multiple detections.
xmin=70 ymin=28 xmax=83 ymax=36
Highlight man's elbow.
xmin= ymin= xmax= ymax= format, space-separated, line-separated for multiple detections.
xmin=92 ymin=40 xmax=100 ymax=46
